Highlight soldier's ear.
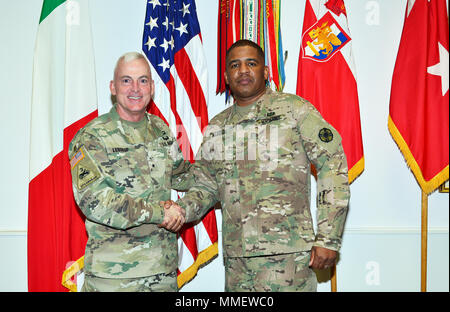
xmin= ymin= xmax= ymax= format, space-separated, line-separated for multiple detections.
xmin=224 ymin=71 xmax=229 ymax=85
xmin=264 ymin=66 xmax=269 ymax=81
xmin=150 ymin=79 xmax=155 ymax=99
xmin=110 ymin=80 xmax=116 ymax=96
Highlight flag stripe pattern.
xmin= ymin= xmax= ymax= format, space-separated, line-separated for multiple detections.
xmin=142 ymin=0 xmax=219 ymax=288
xmin=28 ymin=0 xmax=97 ymax=291
xmin=388 ymin=0 xmax=449 ymax=194
xmin=296 ymin=0 xmax=364 ymax=184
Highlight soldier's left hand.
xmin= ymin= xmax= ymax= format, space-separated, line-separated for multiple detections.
xmin=309 ymin=246 xmax=337 ymax=270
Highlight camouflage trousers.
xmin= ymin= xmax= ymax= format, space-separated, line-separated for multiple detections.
xmin=81 ymin=271 xmax=178 ymax=292
xmin=224 ymin=251 xmax=317 ymax=292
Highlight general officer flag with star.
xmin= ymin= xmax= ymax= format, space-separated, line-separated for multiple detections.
xmin=388 ymin=0 xmax=449 ymax=194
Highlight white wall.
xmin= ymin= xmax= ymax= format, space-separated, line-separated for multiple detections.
xmin=0 ymin=0 xmax=448 ymax=292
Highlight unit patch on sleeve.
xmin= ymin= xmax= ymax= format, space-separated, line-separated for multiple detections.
xmin=70 ymin=146 xmax=101 ymax=190
xmin=319 ymin=128 xmax=334 ymax=143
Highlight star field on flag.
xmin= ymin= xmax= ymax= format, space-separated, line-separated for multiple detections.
xmin=143 ymin=0 xmax=201 ymax=84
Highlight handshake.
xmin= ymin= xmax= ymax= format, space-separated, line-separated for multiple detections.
xmin=158 ymin=200 xmax=186 ymax=232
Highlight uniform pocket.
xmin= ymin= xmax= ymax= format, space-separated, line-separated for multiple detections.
xmin=146 ymin=139 xmax=171 ymax=192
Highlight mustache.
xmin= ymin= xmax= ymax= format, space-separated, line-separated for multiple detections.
xmin=236 ymin=74 xmax=253 ymax=82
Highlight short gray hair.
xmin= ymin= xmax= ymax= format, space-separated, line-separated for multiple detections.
xmin=113 ymin=52 xmax=149 ymax=79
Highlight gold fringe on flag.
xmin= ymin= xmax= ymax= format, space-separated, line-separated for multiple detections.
xmin=61 ymin=256 xmax=84 ymax=292
xmin=177 ymin=242 xmax=219 ymax=289
xmin=388 ymin=115 xmax=449 ymax=194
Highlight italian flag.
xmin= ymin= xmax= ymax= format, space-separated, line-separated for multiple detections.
xmin=28 ymin=0 xmax=97 ymax=291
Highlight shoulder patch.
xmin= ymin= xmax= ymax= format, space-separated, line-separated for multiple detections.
xmin=319 ymin=128 xmax=334 ymax=143
xmin=77 ymin=164 xmax=100 ymax=190
xmin=70 ymin=148 xmax=85 ymax=169
xmin=70 ymin=146 xmax=101 ymax=190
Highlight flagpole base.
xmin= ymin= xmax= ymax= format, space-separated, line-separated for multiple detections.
xmin=421 ymin=191 xmax=428 ymax=292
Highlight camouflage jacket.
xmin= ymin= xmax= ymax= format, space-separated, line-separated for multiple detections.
xmin=69 ymin=106 xmax=191 ymax=278
xmin=179 ymin=88 xmax=350 ymax=258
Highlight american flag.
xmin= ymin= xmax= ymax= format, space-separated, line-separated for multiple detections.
xmin=142 ymin=0 xmax=219 ymax=288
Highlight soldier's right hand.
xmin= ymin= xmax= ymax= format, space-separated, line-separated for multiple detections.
xmin=158 ymin=200 xmax=185 ymax=232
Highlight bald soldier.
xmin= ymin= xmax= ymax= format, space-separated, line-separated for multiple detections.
xmin=69 ymin=52 xmax=189 ymax=291
xmin=163 ymin=40 xmax=350 ymax=292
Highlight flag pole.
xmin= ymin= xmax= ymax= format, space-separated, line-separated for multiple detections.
xmin=421 ymin=190 xmax=428 ymax=292
xmin=331 ymin=264 xmax=337 ymax=292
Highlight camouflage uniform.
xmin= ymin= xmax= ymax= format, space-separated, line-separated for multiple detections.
xmin=224 ymin=251 xmax=316 ymax=292
xmin=81 ymin=271 xmax=178 ymax=292
xmin=69 ymin=105 xmax=190 ymax=291
xmin=178 ymin=88 xmax=350 ymax=291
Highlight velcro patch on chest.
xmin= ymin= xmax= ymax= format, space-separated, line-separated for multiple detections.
xmin=258 ymin=115 xmax=282 ymax=125
xmin=111 ymin=147 xmax=129 ymax=153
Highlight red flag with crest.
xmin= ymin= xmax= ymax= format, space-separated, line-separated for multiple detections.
xmin=296 ymin=0 xmax=364 ymax=183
